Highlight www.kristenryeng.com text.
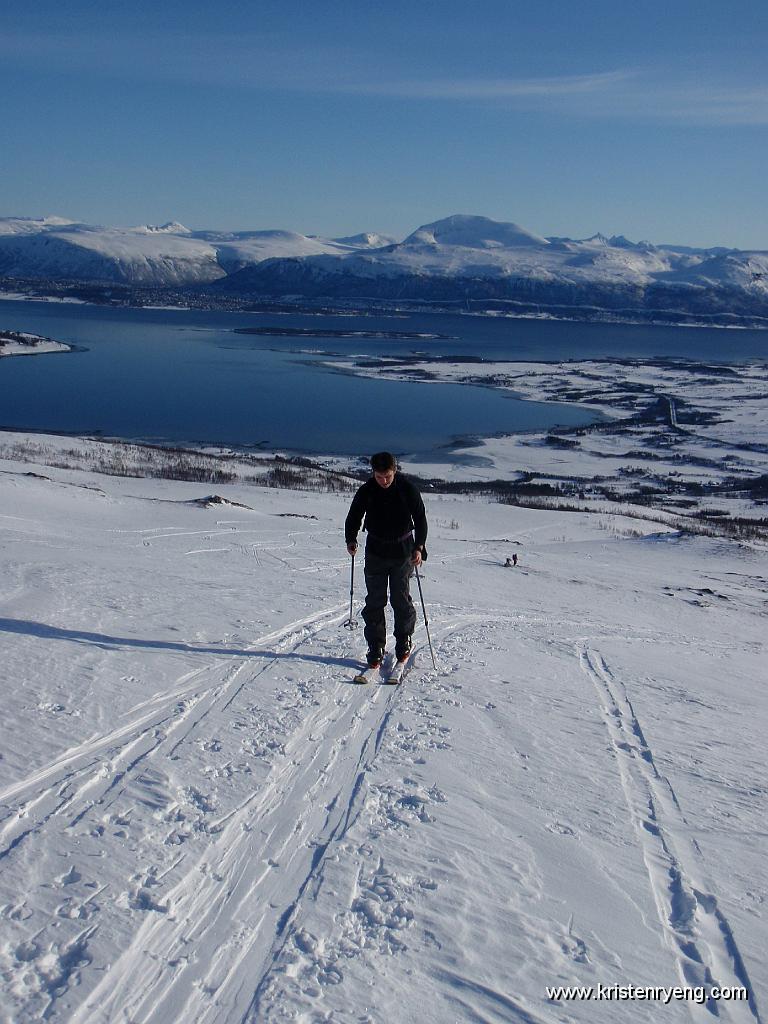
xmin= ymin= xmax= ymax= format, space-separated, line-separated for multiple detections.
xmin=546 ymin=983 xmax=749 ymax=1006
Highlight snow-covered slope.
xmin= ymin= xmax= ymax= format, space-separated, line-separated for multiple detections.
xmin=332 ymin=231 xmax=397 ymax=249
xmin=0 ymin=216 xmax=81 ymax=236
xmin=0 ymin=219 xmax=380 ymax=286
xmin=0 ymin=220 xmax=224 ymax=286
xmin=0 ymin=441 xmax=765 ymax=1023
xmin=191 ymin=229 xmax=358 ymax=274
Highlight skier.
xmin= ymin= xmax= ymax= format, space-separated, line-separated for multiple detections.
xmin=345 ymin=452 xmax=427 ymax=673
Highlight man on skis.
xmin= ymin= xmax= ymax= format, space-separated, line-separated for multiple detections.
xmin=345 ymin=452 xmax=428 ymax=671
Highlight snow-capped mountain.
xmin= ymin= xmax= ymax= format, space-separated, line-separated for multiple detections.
xmin=332 ymin=232 xmax=398 ymax=249
xmin=0 ymin=218 xmax=386 ymax=286
xmin=217 ymin=214 xmax=768 ymax=320
xmin=189 ymin=229 xmax=359 ymax=275
xmin=1 ymin=213 xmax=766 ymax=320
xmin=403 ymin=213 xmax=549 ymax=249
xmin=0 ymin=219 xmax=223 ymax=286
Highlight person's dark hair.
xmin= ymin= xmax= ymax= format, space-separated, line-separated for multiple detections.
xmin=371 ymin=451 xmax=396 ymax=472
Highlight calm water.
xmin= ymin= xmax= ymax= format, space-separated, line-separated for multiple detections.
xmin=1 ymin=300 xmax=766 ymax=458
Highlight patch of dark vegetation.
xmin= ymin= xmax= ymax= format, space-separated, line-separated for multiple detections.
xmin=265 ymin=464 xmax=354 ymax=492
xmin=544 ymin=434 xmax=579 ymax=449
xmin=4 ymin=276 xmax=768 ymax=329
xmin=0 ymin=439 xmax=359 ymax=494
xmin=1 ymin=330 xmax=50 ymax=346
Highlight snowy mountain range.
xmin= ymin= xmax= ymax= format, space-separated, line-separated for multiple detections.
xmin=1 ymin=213 xmax=766 ymax=319
xmin=0 ymin=216 xmax=394 ymax=287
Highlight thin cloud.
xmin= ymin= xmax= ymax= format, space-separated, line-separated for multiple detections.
xmin=658 ymin=85 xmax=768 ymax=125
xmin=1 ymin=30 xmax=766 ymax=124
xmin=345 ymin=71 xmax=768 ymax=124
xmin=344 ymin=70 xmax=635 ymax=99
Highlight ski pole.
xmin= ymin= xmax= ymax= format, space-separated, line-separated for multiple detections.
xmin=414 ymin=564 xmax=437 ymax=670
xmin=343 ymin=551 xmax=358 ymax=629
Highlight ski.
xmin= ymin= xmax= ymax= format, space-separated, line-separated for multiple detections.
xmin=384 ymin=657 xmax=409 ymax=685
xmin=352 ymin=652 xmax=388 ymax=684
xmin=351 ymin=663 xmax=382 ymax=685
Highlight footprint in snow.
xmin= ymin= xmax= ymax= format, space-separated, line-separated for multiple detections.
xmin=56 ymin=890 xmax=100 ymax=919
xmin=3 ymin=902 xmax=32 ymax=921
xmin=547 ymin=821 xmax=577 ymax=837
xmin=57 ymin=865 xmax=82 ymax=886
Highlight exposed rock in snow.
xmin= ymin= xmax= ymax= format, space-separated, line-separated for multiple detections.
xmin=133 ymin=221 xmax=193 ymax=235
xmin=332 ymin=231 xmax=397 ymax=249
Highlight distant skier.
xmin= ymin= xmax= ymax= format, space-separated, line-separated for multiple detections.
xmin=512 ymin=552 xmax=518 ymax=566
xmin=345 ymin=452 xmax=428 ymax=670
xmin=504 ymin=557 xmax=512 ymax=567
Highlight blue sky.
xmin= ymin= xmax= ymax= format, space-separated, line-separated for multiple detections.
xmin=1 ymin=0 xmax=766 ymax=248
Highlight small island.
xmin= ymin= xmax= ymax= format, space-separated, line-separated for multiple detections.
xmin=233 ymin=326 xmax=452 ymax=340
xmin=0 ymin=330 xmax=73 ymax=357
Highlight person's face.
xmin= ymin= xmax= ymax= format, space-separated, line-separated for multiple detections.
xmin=374 ymin=468 xmax=396 ymax=488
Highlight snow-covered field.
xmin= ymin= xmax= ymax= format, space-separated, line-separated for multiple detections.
xmin=0 ymin=331 xmax=72 ymax=357
xmin=1 ymin=440 xmax=765 ymax=1023
xmin=322 ymin=354 xmax=768 ymax=535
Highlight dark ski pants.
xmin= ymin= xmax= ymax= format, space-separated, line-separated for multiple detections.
xmin=362 ymin=549 xmax=416 ymax=651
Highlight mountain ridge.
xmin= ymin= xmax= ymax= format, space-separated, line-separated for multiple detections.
xmin=1 ymin=213 xmax=765 ymax=321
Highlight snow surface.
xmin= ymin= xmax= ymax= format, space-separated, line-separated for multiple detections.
xmin=321 ymin=353 xmax=768 ymax=494
xmin=0 ymin=331 xmax=72 ymax=357
xmin=0 ymin=437 xmax=765 ymax=1023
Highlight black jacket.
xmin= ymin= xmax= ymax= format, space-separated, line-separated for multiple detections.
xmin=345 ymin=474 xmax=428 ymax=560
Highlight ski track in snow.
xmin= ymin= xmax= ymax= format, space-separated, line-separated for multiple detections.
xmin=1 ymin=465 xmax=765 ymax=1024
xmin=68 ymin=615 xmax=484 ymax=1024
xmin=0 ymin=577 xmax=489 ymax=1023
xmin=0 ymin=604 xmax=349 ymax=848
xmin=579 ymin=645 xmax=762 ymax=1024
xmin=0 ymin=604 xmax=351 ymax=1020
xmin=69 ymin=663 xmax=398 ymax=1023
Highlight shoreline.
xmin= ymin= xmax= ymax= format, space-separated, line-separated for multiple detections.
xmin=2 ymin=289 xmax=767 ymax=331
xmin=2 ymin=344 xmax=766 ymax=540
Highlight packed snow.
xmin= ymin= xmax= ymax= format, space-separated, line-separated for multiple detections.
xmin=0 ymin=426 xmax=765 ymax=1023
